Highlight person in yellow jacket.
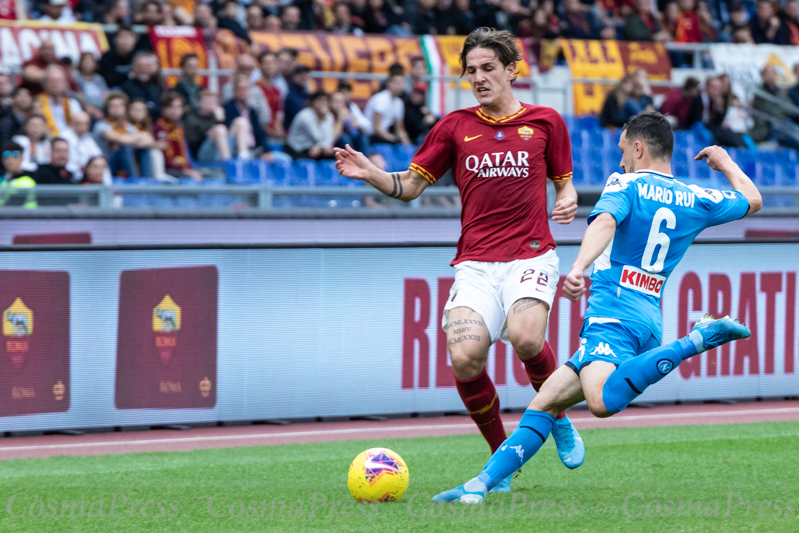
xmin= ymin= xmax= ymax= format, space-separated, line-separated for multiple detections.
xmin=0 ymin=140 xmax=36 ymax=208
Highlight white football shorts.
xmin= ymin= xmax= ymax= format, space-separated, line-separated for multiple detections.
xmin=442 ymin=249 xmax=560 ymax=344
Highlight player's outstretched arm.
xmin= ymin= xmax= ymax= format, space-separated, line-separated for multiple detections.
xmin=334 ymin=144 xmax=429 ymax=202
xmin=551 ymin=179 xmax=578 ymax=224
xmin=563 ymin=212 xmax=617 ymax=301
xmin=695 ymin=146 xmax=762 ymax=215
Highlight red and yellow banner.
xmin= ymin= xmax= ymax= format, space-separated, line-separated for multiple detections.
xmin=0 ymin=21 xmax=108 ymax=69
xmin=561 ymin=39 xmax=671 ymax=115
xmin=150 ymin=26 xmax=207 ymax=88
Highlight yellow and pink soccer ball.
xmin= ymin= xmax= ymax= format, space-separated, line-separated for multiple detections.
xmin=347 ymin=448 xmax=409 ymax=502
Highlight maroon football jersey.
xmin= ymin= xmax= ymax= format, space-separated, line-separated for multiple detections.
xmin=410 ymin=104 xmax=573 ymax=265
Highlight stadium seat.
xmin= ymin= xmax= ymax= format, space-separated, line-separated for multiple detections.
xmin=577 ymin=116 xmax=600 ymax=131
xmin=292 ymin=159 xmax=320 ymax=187
xmin=394 ymin=144 xmax=417 ymax=169
xmin=269 ymin=158 xmax=296 ymax=185
xmin=225 ymin=159 xmax=254 ymax=185
xmin=372 ymin=144 xmax=396 ymax=169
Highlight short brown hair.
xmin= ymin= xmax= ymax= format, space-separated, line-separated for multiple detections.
xmin=459 ymin=28 xmax=522 ymax=83
xmin=103 ymin=92 xmax=129 ymax=116
xmin=161 ymin=91 xmax=185 ymax=109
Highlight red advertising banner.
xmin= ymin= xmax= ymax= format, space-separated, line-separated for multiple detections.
xmin=0 ymin=271 xmax=70 ymax=417
xmin=618 ymin=41 xmax=672 ymax=94
xmin=150 ymin=25 xmax=208 ymax=89
xmin=115 ymin=266 xmax=218 ymax=410
xmin=0 ymin=21 xmax=108 ymax=69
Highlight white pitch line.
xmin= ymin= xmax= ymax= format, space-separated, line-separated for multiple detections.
xmin=0 ymin=406 xmax=798 ymax=454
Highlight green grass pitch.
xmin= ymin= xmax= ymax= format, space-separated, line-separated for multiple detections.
xmin=1 ymin=421 xmax=798 ymax=532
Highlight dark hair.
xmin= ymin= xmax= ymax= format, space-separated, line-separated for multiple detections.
xmin=622 ymin=112 xmax=673 ymax=161
xmin=103 ymin=91 xmax=129 ymax=116
xmin=82 ymin=156 xmax=106 ymax=183
xmin=115 ymin=25 xmax=135 ymax=36
xmin=142 ymin=0 xmax=161 ymax=11
xmin=77 ymin=52 xmax=97 ymax=73
xmin=12 ymin=86 xmax=30 ymax=98
xmin=277 ymin=48 xmax=298 ymax=59
xmin=258 ymin=50 xmax=276 ymax=64
xmin=410 ymin=56 xmax=426 ymax=66
xmin=682 ymin=76 xmax=701 ymax=92
xmin=337 ymin=80 xmax=352 ymax=92
xmin=127 ymin=98 xmax=152 ymax=131
xmin=51 ymin=137 xmax=69 ymax=149
xmin=1 ymin=140 xmax=23 ymax=155
xmin=388 ymin=62 xmax=405 ymax=76
xmin=180 ymin=52 xmax=199 ymax=68
xmin=309 ymin=90 xmax=328 ymax=103
xmin=161 ymin=91 xmax=185 ymax=109
xmin=459 ymin=28 xmax=522 ymax=82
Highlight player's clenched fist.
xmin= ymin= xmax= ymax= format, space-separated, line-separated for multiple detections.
xmin=552 ymin=197 xmax=578 ymax=225
xmin=694 ymin=145 xmax=734 ymax=172
xmin=563 ymin=268 xmax=586 ymax=301
xmin=334 ymin=144 xmax=373 ymax=181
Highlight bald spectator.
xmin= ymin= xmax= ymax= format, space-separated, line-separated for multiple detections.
xmin=61 ymin=112 xmax=106 ymax=181
xmin=39 ymin=66 xmax=83 ymax=137
xmin=221 ymin=54 xmax=271 ymax=128
xmin=121 ymin=52 xmax=163 ymax=119
xmin=99 ymin=27 xmax=137 ymax=89
xmin=21 ymin=41 xmax=77 ymax=95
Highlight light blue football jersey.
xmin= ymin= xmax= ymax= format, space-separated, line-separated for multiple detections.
xmin=585 ymin=169 xmax=750 ymax=341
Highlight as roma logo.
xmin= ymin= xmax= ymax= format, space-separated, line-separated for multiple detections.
xmin=3 ymin=298 xmax=32 ymax=371
xmin=518 ymin=126 xmax=534 ymax=141
xmin=153 ymin=295 xmax=181 ymax=366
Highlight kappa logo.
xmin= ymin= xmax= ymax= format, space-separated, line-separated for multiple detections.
xmin=657 ymin=359 xmax=674 ymax=375
xmin=510 ymin=444 xmax=524 ymax=460
xmin=590 ymin=343 xmax=616 ymax=357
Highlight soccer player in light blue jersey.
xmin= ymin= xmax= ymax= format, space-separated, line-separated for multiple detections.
xmin=433 ymin=112 xmax=763 ymax=504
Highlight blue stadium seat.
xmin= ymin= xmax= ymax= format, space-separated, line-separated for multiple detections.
xmin=225 ymin=159 xmax=254 ymax=185
xmin=317 ymin=159 xmax=344 ymax=186
xmin=372 ymin=143 xmax=396 ymax=169
xmin=292 ymin=159 xmax=320 ymax=187
xmin=269 ymin=158 xmax=296 ymax=185
xmin=394 ymin=144 xmax=417 ymax=169
xmin=577 ymin=116 xmax=600 ymax=131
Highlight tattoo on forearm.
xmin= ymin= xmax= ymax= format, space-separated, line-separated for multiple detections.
xmin=453 ymin=327 xmax=471 ymax=334
xmin=448 ymin=335 xmax=481 ymax=345
xmin=513 ymin=299 xmax=541 ymax=314
xmin=388 ymin=173 xmax=403 ymax=199
xmin=444 ymin=319 xmax=483 ymax=329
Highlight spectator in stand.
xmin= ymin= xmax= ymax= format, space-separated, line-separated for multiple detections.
xmin=750 ymin=0 xmax=791 ymax=44
xmin=438 ymin=0 xmax=477 ymax=36
xmin=256 ymin=51 xmax=284 ymax=137
xmin=193 ymin=3 xmax=218 ymax=29
xmin=697 ymin=1 xmax=720 ymax=41
xmin=81 ymin=156 xmax=109 ymax=184
xmin=134 ymin=0 xmax=162 ymax=51
xmin=348 ymin=0 xmax=368 ymax=29
xmin=702 ymin=76 xmax=746 ymax=148
xmin=599 ymin=74 xmax=642 ymax=128
xmin=364 ymin=0 xmax=402 ymax=34
xmin=101 ymin=0 xmax=130 ymax=25
xmin=61 ymin=112 xmax=108 ymax=182
xmin=40 ymin=0 xmax=76 ymax=23
xmin=364 ymin=73 xmax=409 ymax=145
xmin=530 ymin=6 xmax=562 ymax=38
xmin=217 ymin=0 xmax=252 ymax=43
xmin=283 ymin=65 xmax=311 ymax=132
xmin=669 ymin=0 xmax=702 ymax=42
xmin=781 ymin=0 xmax=799 ymax=45
xmin=751 ymin=65 xmax=799 ymax=151
xmin=560 ymin=0 xmax=603 ymax=39
xmin=38 ymin=67 xmax=83 ymax=138
xmin=13 ymin=115 xmax=51 ymax=172
xmin=0 ymin=88 xmax=32 ymax=150
xmin=223 ymin=76 xmax=272 ymax=160
xmin=185 ymin=90 xmax=238 ymax=162
xmin=722 ymin=2 xmax=749 ymax=37
xmin=221 ymin=54 xmax=271 ymax=128
xmin=99 ymin=27 xmax=137 ymax=89
xmin=410 ymin=0 xmax=438 ymax=35
xmin=21 ymin=40 xmax=77 ymax=95
xmin=286 ymin=91 xmax=336 ymax=160
xmin=788 ymin=63 xmax=799 ymax=109
xmin=93 ymin=92 xmax=154 ymax=177
xmin=264 ymin=14 xmax=282 ymax=31
xmin=121 ymin=52 xmax=163 ymax=120
xmin=404 ymin=82 xmax=437 ymax=144
xmin=733 ymin=25 xmax=756 ymax=43
xmin=624 ymin=0 xmax=671 ymax=41
xmin=0 ymin=141 xmax=37 ymax=209
xmin=281 ymin=5 xmax=302 ymax=31
xmin=153 ymin=93 xmax=203 ymax=180
xmin=246 ymin=4 xmax=265 ymax=31
xmin=633 ymin=68 xmax=655 ymax=111
xmin=330 ymin=90 xmax=366 ymax=152
xmin=659 ymin=76 xmax=703 ymax=129
xmin=127 ymin=99 xmax=153 ymax=135
xmin=34 ymin=138 xmax=74 ymax=184
xmin=337 ymin=81 xmax=371 ymax=132
xmin=330 ymin=2 xmax=364 ymax=35
xmin=173 ymin=53 xmax=202 ymax=110
xmin=73 ymin=52 xmax=108 ymax=111
xmin=0 ymin=73 xmax=13 ymax=109
xmin=407 ymin=57 xmax=428 ymax=94
xmin=274 ymin=48 xmax=297 ymax=101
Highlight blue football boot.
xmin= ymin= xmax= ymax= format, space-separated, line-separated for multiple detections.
xmin=691 ymin=314 xmax=750 ymax=352
xmin=551 ymin=415 xmax=585 ymax=469
xmin=432 ymin=476 xmax=489 ymax=504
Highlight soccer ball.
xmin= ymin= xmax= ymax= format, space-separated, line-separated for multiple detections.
xmin=347 ymin=447 xmax=409 ymax=503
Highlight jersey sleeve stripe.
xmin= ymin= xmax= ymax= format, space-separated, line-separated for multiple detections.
xmin=409 ymin=163 xmax=438 ymax=184
xmin=548 ymin=171 xmax=573 ymax=182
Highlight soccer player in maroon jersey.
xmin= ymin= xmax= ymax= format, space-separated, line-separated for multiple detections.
xmin=335 ymin=28 xmax=585 ymax=491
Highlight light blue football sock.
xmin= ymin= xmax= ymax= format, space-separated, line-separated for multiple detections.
xmin=480 ymin=410 xmax=555 ymax=490
xmin=602 ymin=331 xmax=702 ymax=414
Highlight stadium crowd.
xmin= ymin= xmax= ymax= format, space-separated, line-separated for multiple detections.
xmin=2 ymin=0 xmax=799 ymax=189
